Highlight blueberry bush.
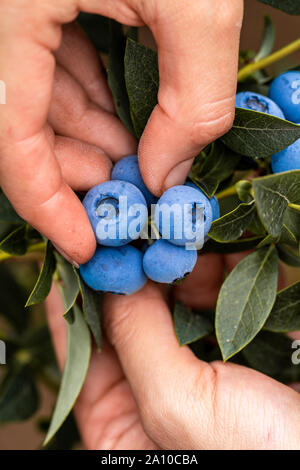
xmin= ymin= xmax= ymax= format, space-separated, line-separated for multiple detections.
xmin=1 ymin=0 xmax=300 ymax=449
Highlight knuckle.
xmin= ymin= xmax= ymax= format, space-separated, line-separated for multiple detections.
xmin=192 ymin=106 xmax=235 ymax=145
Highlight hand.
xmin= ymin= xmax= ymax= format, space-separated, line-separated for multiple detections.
xmin=0 ymin=0 xmax=244 ymax=265
xmin=46 ymin=253 xmax=300 ymax=450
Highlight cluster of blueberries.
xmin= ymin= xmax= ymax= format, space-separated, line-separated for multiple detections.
xmin=80 ymin=156 xmax=219 ymax=294
xmin=79 ymin=70 xmax=300 ymax=295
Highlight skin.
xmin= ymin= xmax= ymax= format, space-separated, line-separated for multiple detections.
xmin=4 ymin=0 xmax=300 ymax=450
xmin=46 ymin=255 xmax=300 ymax=450
xmin=0 ymin=0 xmax=243 ymax=265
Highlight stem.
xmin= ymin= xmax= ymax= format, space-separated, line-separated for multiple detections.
xmin=150 ymin=218 xmax=160 ymax=240
xmin=216 ymin=185 xmax=237 ymax=201
xmin=288 ymin=203 xmax=300 ymax=212
xmin=0 ymin=241 xmax=46 ymax=262
xmin=238 ymin=38 xmax=300 ymax=82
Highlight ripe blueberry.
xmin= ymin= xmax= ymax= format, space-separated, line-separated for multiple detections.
xmin=185 ymin=183 xmax=219 ymax=241
xmin=269 ymin=71 xmax=300 ymax=123
xmin=154 ymin=184 xmax=213 ymax=248
xmin=143 ymin=239 xmax=197 ymax=284
xmin=83 ymin=180 xmax=147 ymax=246
xmin=111 ymin=155 xmax=157 ymax=206
xmin=79 ymin=245 xmax=147 ymax=295
xmin=236 ymin=91 xmax=285 ymax=119
xmin=271 ymin=134 xmax=300 ymax=173
xmin=210 ymin=195 xmax=220 ymax=221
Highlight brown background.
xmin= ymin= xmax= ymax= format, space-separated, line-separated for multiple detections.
xmin=0 ymin=0 xmax=300 ymax=450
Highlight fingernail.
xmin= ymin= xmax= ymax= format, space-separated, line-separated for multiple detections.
xmin=163 ymin=159 xmax=194 ymax=192
xmin=52 ymin=243 xmax=80 ymax=269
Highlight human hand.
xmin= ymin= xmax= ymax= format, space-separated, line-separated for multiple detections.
xmin=0 ymin=0 xmax=244 ymax=266
xmin=47 ymin=253 xmax=300 ymax=450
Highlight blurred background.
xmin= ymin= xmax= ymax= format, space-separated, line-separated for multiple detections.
xmin=0 ymin=0 xmax=300 ymax=450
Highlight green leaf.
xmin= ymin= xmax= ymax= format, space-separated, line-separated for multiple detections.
xmin=25 ymin=241 xmax=56 ymax=306
xmin=264 ymin=282 xmax=300 ymax=332
xmin=0 ymin=366 xmax=39 ymax=423
xmin=55 ymin=254 xmax=80 ymax=322
xmin=44 ymin=305 xmax=91 ymax=446
xmin=258 ymin=0 xmax=300 ymax=15
xmin=255 ymin=16 xmax=275 ymax=62
xmin=174 ymin=303 xmax=213 ymax=346
xmin=242 ymin=331 xmax=295 ymax=379
xmin=204 ymin=236 xmax=264 ymax=254
xmin=283 ymin=206 xmax=300 ymax=243
xmin=190 ymin=142 xmax=240 ymax=198
xmin=124 ymin=38 xmax=158 ymax=138
xmin=77 ymin=13 xmax=110 ymax=53
xmin=277 ymin=244 xmax=300 ymax=267
xmin=247 ymin=211 xmax=267 ymax=236
xmin=209 ymin=201 xmax=256 ymax=243
xmin=0 ymin=191 xmax=24 ymax=224
xmin=256 ymin=233 xmax=275 ymax=248
xmin=280 ymin=224 xmax=300 ymax=247
xmin=127 ymin=26 xmax=138 ymax=42
xmin=222 ymin=108 xmax=300 ymax=158
xmin=76 ymin=273 xmax=102 ymax=350
xmin=0 ymin=225 xmax=27 ymax=255
xmin=253 ymin=170 xmax=300 ymax=238
xmin=216 ymin=245 xmax=278 ymax=360
xmin=107 ymin=21 xmax=135 ymax=134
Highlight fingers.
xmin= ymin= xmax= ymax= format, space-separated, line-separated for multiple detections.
xmin=174 ymin=253 xmax=225 ymax=309
xmin=46 ymin=123 xmax=113 ymax=191
xmin=103 ymin=282 xmax=215 ymax=449
xmin=104 ymin=282 xmax=300 ymax=449
xmin=46 ymin=283 xmax=157 ymax=450
xmin=54 ymin=136 xmax=112 ymax=191
xmin=0 ymin=0 xmax=139 ymax=266
xmin=137 ymin=0 xmax=243 ymax=195
xmin=49 ymin=64 xmax=137 ymax=161
xmin=46 ymin=282 xmax=68 ymax=370
xmin=55 ymin=22 xmax=115 ymax=113
xmin=0 ymin=2 xmax=95 ymax=265
xmin=0 ymin=124 xmax=96 ymax=265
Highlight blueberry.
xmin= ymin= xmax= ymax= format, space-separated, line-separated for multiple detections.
xmin=269 ymin=71 xmax=300 ymax=123
xmin=185 ymin=182 xmax=219 ymax=224
xmin=111 ymin=155 xmax=157 ymax=206
xmin=79 ymin=245 xmax=147 ymax=295
xmin=271 ymin=133 xmax=300 ymax=173
xmin=210 ymin=195 xmax=220 ymax=221
xmin=154 ymin=184 xmax=213 ymax=248
xmin=236 ymin=91 xmax=285 ymax=119
xmin=202 ymin=194 xmax=221 ymax=243
xmin=143 ymin=239 xmax=197 ymax=284
xmin=83 ymin=180 xmax=147 ymax=246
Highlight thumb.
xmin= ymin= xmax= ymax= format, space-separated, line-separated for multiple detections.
xmin=102 ymin=282 xmax=215 ymax=449
xmin=138 ymin=0 xmax=243 ymax=195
